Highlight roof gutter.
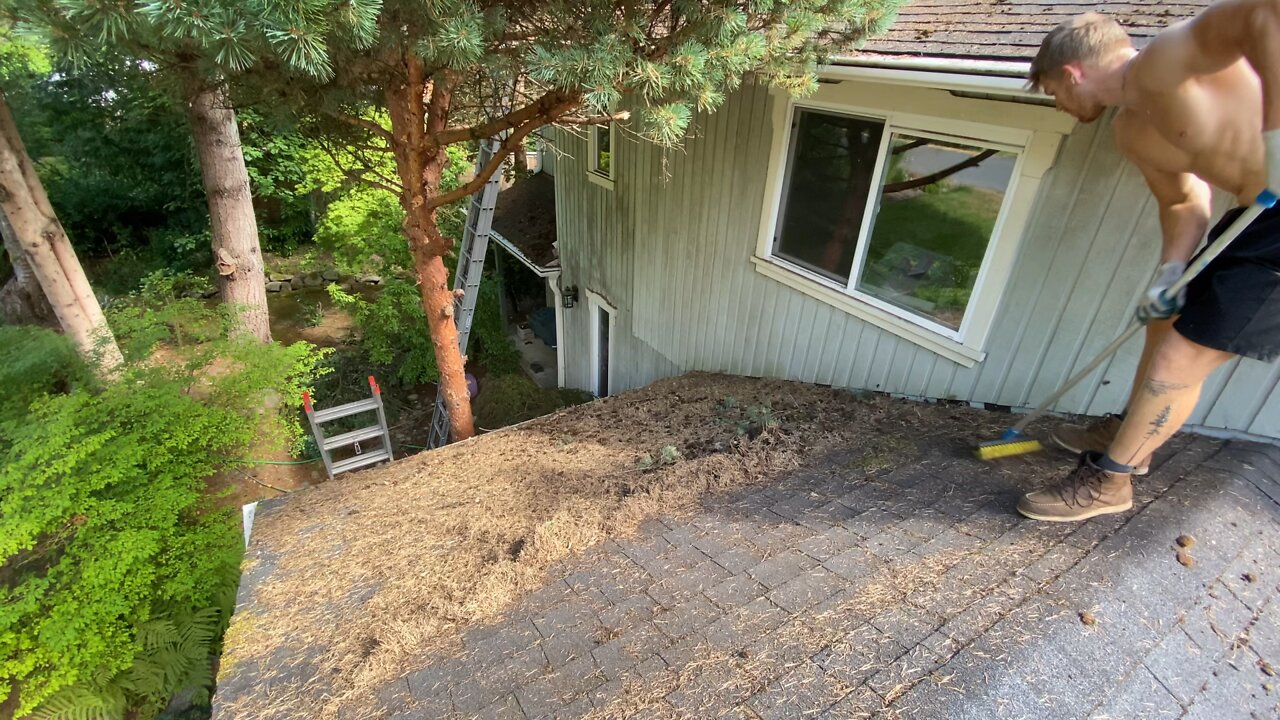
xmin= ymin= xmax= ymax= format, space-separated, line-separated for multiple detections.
xmin=821 ymin=55 xmax=1041 ymax=100
xmin=490 ymin=229 xmax=559 ymax=278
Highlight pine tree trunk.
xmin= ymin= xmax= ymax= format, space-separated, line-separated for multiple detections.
xmin=0 ymin=90 xmax=123 ymax=371
xmin=184 ymin=80 xmax=271 ymax=343
xmin=1 ymin=208 xmax=56 ymax=326
xmin=386 ymin=64 xmax=477 ymax=442
xmin=413 ymin=245 xmax=476 ymax=440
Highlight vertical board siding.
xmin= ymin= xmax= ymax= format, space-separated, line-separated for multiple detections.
xmin=553 ymin=79 xmax=1280 ymax=438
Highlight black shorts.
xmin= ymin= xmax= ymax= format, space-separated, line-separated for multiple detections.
xmin=1175 ymin=204 xmax=1280 ymax=362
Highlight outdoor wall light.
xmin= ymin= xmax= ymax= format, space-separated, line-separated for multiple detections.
xmin=562 ymin=285 xmax=579 ymax=308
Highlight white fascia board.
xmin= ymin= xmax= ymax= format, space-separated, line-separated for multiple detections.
xmin=820 ymin=57 xmax=1043 ymax=100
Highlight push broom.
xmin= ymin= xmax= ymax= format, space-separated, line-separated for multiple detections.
xmin=976 ymin=190 xmax=1279 ymax=461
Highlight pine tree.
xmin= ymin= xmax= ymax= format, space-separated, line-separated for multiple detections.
xmin=238 ymin=0 xmax=901 ymax=442
xmin=1 ymin=0 xmax=275 ymax=342
xmin=33 ymin=0 xmax=899 ymax=441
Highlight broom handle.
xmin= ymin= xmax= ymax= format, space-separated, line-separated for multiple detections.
xmin=1011 ymin=197 xmax=1273 ymax=434
xmin=1167 ymin=202 xmax=1268 ymax=296
xmin=1011 ymin=322 xmax=1144 ymax=434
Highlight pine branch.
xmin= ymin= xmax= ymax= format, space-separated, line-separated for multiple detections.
xmin=433 ymin=89 xmax=576 ymax=145
xmin=892 ymin=138 xmax=930 ymax=155
xmin=426 ymin=105 xmax=573 ymax=210
xmin=556 ymin=110 xmax=632 ymax=127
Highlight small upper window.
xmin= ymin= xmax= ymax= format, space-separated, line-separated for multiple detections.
xmin=588 ymin=124 xmax=615 ymax=188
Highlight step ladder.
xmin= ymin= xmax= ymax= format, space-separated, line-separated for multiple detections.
xmin=427 ymin=138 xmax=505 ymax=448
xmin=303 ymin=376 xmax=394 ymax=480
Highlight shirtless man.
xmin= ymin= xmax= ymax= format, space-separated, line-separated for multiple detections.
xmin=1015 ymin=1 xmax=1280 ymax=522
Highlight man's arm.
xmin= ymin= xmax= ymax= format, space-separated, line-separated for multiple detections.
xmin=1137 ymin=162 xmax=1213 ymax=265
xmin=1114 ymin=111 xmax=1214 ymax=261
xmin=1138 ymin=0 xmax=1280 ymax=130
xmin=1128 ymin=161 xmax=1213 ymax=321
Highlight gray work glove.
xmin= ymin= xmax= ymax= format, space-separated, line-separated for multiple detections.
xmin=1136 ymin=261 xmax=1186 ymax=324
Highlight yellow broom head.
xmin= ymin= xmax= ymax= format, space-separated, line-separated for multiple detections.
xmin=974 ymin=438 xmax=1044 ymax=461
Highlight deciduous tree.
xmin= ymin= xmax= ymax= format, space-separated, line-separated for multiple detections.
xmin=0 ymin=89 xmax=123 ymax=370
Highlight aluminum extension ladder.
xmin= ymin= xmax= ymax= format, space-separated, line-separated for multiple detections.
xmin=303 ymin=376 xmax=394 ymax=479
xmin=427 ymin=138 xmax=505 ymax=448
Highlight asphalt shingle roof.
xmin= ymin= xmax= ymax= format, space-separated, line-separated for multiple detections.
xmin=857 ymin=0 xmax=1213 ymax=63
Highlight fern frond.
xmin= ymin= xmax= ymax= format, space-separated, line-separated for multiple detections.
xmin=29 ymin=684 xmax=124 ymax=720
xmin=136 ymin=618 xmax=180 ymax=651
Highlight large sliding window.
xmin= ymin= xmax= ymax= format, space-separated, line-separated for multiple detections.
xmin=770 ymin=107 xmax=1020 ymax=338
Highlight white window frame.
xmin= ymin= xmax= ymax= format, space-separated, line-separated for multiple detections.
xmin=587 ymin=123 xmax=616 ymax=190
xmin=586 ymin=289 xmax=616 ymax=397
xmin=753 ymin=81 xmax=1066 ymax=367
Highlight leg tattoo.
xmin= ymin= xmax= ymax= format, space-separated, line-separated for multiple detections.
xmin=1141 ymin=378 xmax=1191 ymax=397
xmin=1146 ymin=405 xmax=1173 ymax=440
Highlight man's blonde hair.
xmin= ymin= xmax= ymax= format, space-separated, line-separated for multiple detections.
xmin=1028 ymin=13 xmax=1132 ymax=92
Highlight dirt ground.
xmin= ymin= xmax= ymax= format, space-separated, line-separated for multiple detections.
xmin=218 ymin=373 xmax=1024 ymax=719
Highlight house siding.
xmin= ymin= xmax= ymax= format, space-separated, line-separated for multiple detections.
xmin=552 ymin=79 xmax=1280 ymax=438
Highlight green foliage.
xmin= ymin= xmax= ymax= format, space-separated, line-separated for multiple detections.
xmin=329 ymin=278 xmax=438 ymax=385
xmin=105 ymin=270 xmax=226 ymax=359
xmin=3 ymin=56 xmax=209 ymax=267
xmin=328 ymin=260 xmax=518 ymax=386
xmin=239 ymin=110 xmax=322 ymax=254
xmin=714 ymin=397 xmax=781 ymax=439
xmin=314 ymin=185 xmax=408 ymax=274
xmin=471 ymin=268 xmax=522 ymax=376
xmin=0 ymin=326 xmax=93 ymax=421
xmin=311 ymin=143 xmax=469 ymax=275
xmin=0 ymin=312 xmax=328 ymax=717
xmin=0 ymin=21 xmax=50 ymax=82
xmin=299 ymin=300 xmax=326 ymax=328
xmin=28 ymin=607 xmax=223 ymax=720
xmin=472 ymin=374 xmax=593 ymax=430
xmin=317 ymin=141 xmax=516 ymax=383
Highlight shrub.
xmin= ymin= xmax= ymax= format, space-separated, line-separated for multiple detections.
xmin=472 ymin=374 xmax=594 ymax=431
xmin=0 ymin=310 xmax=329 ymax=717
xmin=329 ymin=268 xmax=518 ymax=387
xmin=0 ymin=326 xmax=92 ymax=422
xmin=329 ymin=278 xmax=439 ymax=386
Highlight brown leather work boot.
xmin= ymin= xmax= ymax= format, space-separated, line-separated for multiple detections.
xmin=1050 ymin=414 xmax=1151 ymax=476
xmin=1017 ymin=452 xmax=1133 ymax=522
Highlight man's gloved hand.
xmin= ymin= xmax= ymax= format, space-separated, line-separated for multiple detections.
xmin=1266 ymin=129 xmax=1280 ymax=201
xmin=1136 ymin=261 xmax=1187 ymax=323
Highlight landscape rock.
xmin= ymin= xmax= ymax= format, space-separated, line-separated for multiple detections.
xmin=322 ymin=269 xmax=342 ymax=282
xmin=302 ymin=272 xmax=325 ymax=288
xmin=265 ymin=281 xmax=285 ymax=292
xmin=201 ymin=287 xmax=220 ymax=299
xmin=290 ymin=278 xmax=305 ymax=291
xmin=359 ymin=275 xmax=383 ymax=285
xmin=270 ymin=273 xmax=294 ymax=282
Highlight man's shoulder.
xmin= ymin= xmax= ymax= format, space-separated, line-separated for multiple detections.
xmin=1111 ymin=108 xmax=1145 ymax=154
xmin=1112 ymin=108 xmax=1187 ymax=174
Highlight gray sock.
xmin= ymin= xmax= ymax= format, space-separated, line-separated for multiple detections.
xmin=1097 ymin=453 xmax=1134 ymax=474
